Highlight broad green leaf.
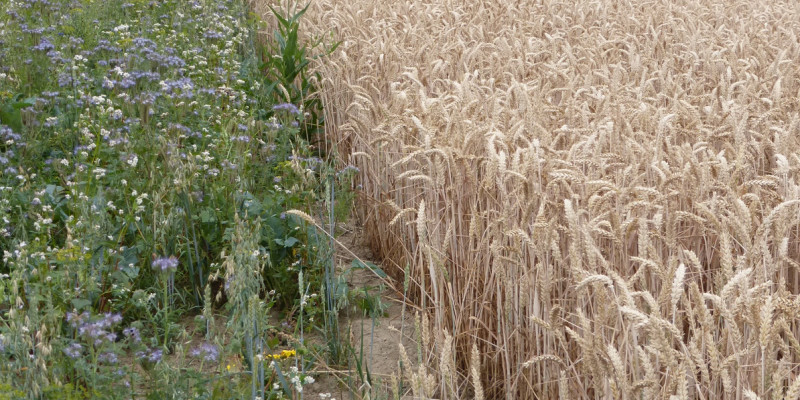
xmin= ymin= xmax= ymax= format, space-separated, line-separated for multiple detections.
xmin=351 ymin=259 xmax=387 ymax=278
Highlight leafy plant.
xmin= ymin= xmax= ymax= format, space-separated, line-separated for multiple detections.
xmin=260 ymin=3 xmax=340 ymax=152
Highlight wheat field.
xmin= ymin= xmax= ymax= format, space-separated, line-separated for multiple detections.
xmin=270 ymin=0 xmax=800 ymax=398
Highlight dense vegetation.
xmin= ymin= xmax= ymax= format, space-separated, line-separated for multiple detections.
xmin=0 ymin=0 xmax=357 ymax=398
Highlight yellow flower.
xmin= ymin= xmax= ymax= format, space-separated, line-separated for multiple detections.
xmin=226 ymin=364 xmax=231 ymax=371
xmin=265 ymin=349 xmax=296 ymax=360
xmin=280 ymin=349 xmax=296 ymax=359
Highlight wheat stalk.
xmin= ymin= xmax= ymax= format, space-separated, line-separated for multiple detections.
xmin=278 ymin=0 xmax=800 ymax=397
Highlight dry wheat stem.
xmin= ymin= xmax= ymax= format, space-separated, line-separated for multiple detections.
xmin=258 ymin=0 xmax=800 ymax=397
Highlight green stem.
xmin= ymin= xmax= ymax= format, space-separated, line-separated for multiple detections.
xmin=162 ymin=276 xmax=170 ymax=348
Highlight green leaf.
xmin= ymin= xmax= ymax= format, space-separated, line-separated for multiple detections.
xmin=13 ymin=98 xmax=36 ymax=109
xmin=350 ymin=259 xmax=387 ymax=278
xmin=71 ymin=298 xmax=92 ymax=310
xmin=199 ymin=208 xmax=217 ymax=224
xmin=268 ymin=6 xmax=290 ymax=30
xmin=273 ymin=362 xmax=292 ymax=397
xmin=274 ymin=237 xmax=299 ymax=248
xmin=291 ymin=3 xmax=311 ymax=25
xmin=0 ymin=102 xmax=22 ymax=132
xmin=111 ymin=270 xmax=132 ymax=285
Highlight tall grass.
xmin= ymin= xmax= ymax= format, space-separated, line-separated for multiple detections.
xmin=291 ymin=0 xmax=800 ymax=398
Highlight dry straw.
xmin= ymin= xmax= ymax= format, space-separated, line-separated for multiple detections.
xmin=261 ymin=0 xmax=800 ymax=397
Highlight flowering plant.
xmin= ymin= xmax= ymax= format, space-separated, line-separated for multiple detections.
xmin=0 ymin=0 xmax=351 ymax=398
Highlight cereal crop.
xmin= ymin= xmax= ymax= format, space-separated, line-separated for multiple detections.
xmin=294 ymin=0 xmax=800 ymax=398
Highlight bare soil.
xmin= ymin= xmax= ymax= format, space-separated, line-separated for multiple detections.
xmin=304 ymin=221 xmax=416 ymax=400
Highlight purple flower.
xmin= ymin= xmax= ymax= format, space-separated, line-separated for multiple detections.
xmin=221 ymin=160 xmax=237 ymax=170
xmin=102 ymin=78 xmax=116 ymax=90
xmin=99 ymin=352 xmax=119 ymax=364
xmin=148 ymin=349 xmax=163 ymax=363
xmin=337 ymin=165 xmax=360 ymax=176
xmin=123 ymin=327 xmax=141 ymax=343
xmin=66 ymin=311 xmax=90 ymax=328
xmin=118 ymin=78 xmax=136 ymax=89
xmin=160 ymin=78 xmax=194 ymax=98
xmin=63 ymin=343 xmax=83 ymax=359
xmin=190 ymin=342 xmax=219 ymax=362
xmin=57 ymin=73 xmax=73 ymax=88
xmin=32 ymin=38 xmax=55 ymax=52
xmin=135 ymin=348 xmax=163 ymax=363
xmin=272 ymin=103 xmax=300 ymax=115
xmin=152 ymin=256 xmax=179 ymax=272
xmin=99 ymin=313 xmax=123 ymax=327
xmin=203 ymin=30 xmax=224 ymax=40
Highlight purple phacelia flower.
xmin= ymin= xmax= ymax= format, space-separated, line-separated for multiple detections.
xmin=32 ymin=38 xmax=55 ymax=52
xmin=123 ymin=327 xmax=141 ymax=343
xmin=63 ymin=343 xmax=83 ymax=359
xmin=152 ymin=256 xmax=179 ymax=272
xmin=136 ymin=348 xmax=163 ymax=363
xmin=190 ymin=342 xmax=220 ymax=362
xmin=148 ymin=349 xmax=163 ymax=363
xmin=99 ymin=352 xmax=119 ymax=364
xmin=272 ymin=103 xmax=300 ymax=115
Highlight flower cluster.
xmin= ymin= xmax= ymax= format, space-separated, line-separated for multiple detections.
xmin=264 ymin=349 xmax=296 ymax=360
xmin=135 ymin=348 xmax=164 ymax=364
xmin=151 ymin=256 xmax=179 ymax=272
xmin=66 ymin=312 xmax=123 ymax=346
xmin=190 ymin=342 xmax=220 ymax=362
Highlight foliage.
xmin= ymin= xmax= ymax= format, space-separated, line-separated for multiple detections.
xmin=259 ymin=2 xmax=339 ymax=153
xmin=0 ymin=0 xmax=354 ymax=398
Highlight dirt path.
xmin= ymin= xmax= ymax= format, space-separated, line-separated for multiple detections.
xmin=305 ymin=221 xmax=416 ymax=399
